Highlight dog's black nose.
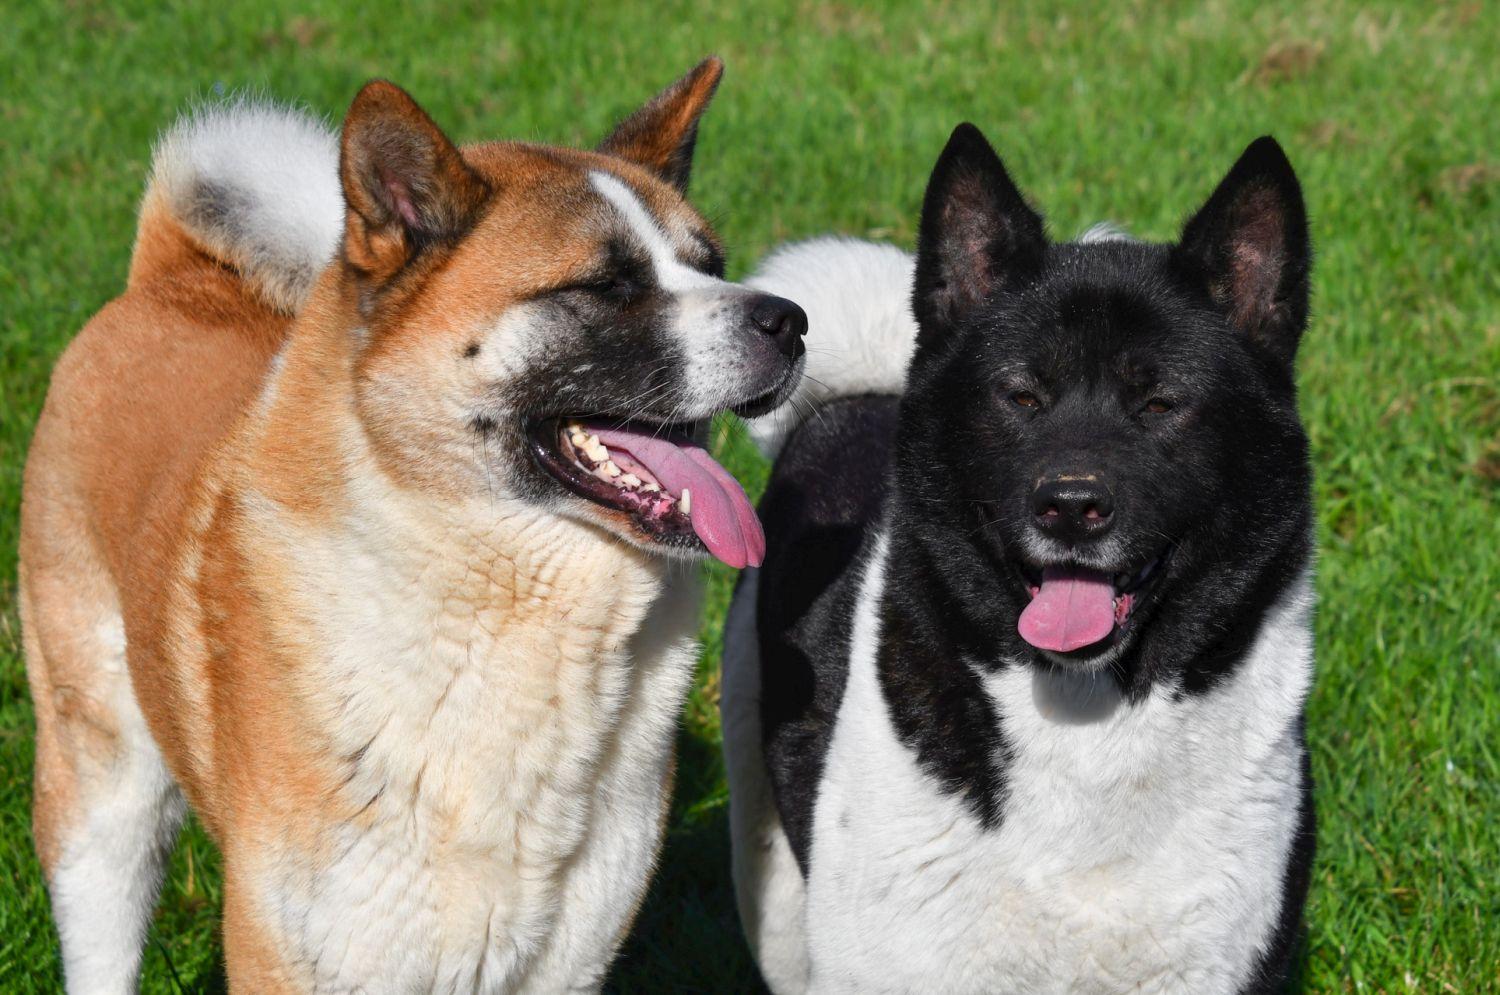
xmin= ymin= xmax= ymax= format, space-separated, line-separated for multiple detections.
xmin=1031 ymin=475 xmax=1114 ymax=543
xmin=748 ymin=294 xmax=808 ymax=360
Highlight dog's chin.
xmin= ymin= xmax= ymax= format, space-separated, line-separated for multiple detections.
xmin=731 ymin=359 xmax=805 ymax=418
xmin=1030 ymin=631 xmax=1134 ymax=672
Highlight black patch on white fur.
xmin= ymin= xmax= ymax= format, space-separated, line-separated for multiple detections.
xmin=875 ymin=527 xmax=1015 ymax=828
xmin=755 ymin=396 xmax=899 ymax=872
xmin=461 ymin=189 xmax=797 ymax=516
xmin=494 ymin=287 xmax=689 ymax=506
xmin=184 ymin=179 xmax=252 ymax=237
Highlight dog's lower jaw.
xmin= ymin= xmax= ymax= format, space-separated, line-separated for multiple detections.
xmin=1032 ymin=637 xmax=1131 ymax=673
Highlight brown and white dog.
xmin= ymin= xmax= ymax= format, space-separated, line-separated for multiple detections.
xmin=20 ymin=58 xmax=804 ymax=992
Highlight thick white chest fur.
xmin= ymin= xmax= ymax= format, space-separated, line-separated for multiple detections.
xmin=804 ymin=537 xmax=1313 ymax=995
xmin=240 ymin=472 xmax=701 ymax=993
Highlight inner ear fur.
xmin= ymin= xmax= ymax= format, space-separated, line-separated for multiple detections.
xmin=339 ymin=80 xmax=490 ymax=285
xmin=912 ymin=123 xmax=1046 ymax=340
xmin=1173 ymin=136 xmax=1311 ymax=367
xmin=597 ymin=56 xmax=724 ymax=192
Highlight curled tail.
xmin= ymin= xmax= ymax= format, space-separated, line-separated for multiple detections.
xmin=129 ymin=98 xmax=343 ymax=315
xmin=743 ymin=237 xmax=918 ymax=460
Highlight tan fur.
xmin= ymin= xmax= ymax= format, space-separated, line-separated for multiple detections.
xmin=24 ymin=64 xmax=732 ymax=992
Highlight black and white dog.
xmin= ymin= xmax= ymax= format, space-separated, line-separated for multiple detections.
xmin=722 ymin=125 xmax=1316 ymax=994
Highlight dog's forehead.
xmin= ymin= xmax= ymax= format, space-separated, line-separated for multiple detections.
xmin=588 ymin=167 xmax=710 ymax=246
xmin=456 ymin=142 xmax=717 ymax=286
xmin=986 ymin=257 xmax=1217 ymax=380
xmin=586 ymin=170 xmax=723 ymax=291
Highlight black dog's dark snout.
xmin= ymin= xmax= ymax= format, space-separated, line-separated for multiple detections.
xmin=1031 ymin=475 xmax=1114 ymax=543
xmin=748 ymin=294 xmax=808 ymax=360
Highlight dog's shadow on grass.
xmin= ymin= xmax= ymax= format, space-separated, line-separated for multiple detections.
xmin=166 ymin=727 xmax=765 ymax=994
xmin=608 ymin=725 xmax=768 ymax=993
xmin=150 ymin=719 xmax=1305 ymax=993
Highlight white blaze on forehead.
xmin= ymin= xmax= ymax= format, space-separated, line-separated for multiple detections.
xmin=589 ymin=171 xmax=721 ymax=293
xmin=589 ymin=169 xmax=766 ymax=415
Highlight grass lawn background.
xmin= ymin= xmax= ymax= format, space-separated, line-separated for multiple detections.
xmin=1 ymin=1 xmax=1496 ymax=990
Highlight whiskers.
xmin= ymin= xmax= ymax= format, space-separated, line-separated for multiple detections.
xmin=470 ymin=416 xmax=498 ymax=508
xmin=578 ymin=364 xmax=678 ymax=431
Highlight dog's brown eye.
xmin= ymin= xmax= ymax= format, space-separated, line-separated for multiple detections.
xmin=1144 ymin=398 xmax=1173 ymax=414
xmin=1011 ymin=391 xmax=1040 ymax=409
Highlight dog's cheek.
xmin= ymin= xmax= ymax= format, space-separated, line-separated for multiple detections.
xmin=550 ymin=297 xmax=687 ymax=417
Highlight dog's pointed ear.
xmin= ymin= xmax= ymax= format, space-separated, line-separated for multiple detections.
xmin=912 ymin=124 xmax=1046 ymax=341
xmin=597 ymin=56 xmax=724 ymax=192
xmin=1173 ymin=136 xmax=1310 ymax=367
xmin=340 ymin=80 xmax=490 ymax=286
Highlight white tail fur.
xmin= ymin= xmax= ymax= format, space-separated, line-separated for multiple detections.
xmin=742 ymin=237 xmax=918 ymax=460
xmin=144 ymin=98 xmax=343 ymax=314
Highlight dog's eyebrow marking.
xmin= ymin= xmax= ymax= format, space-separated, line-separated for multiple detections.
xmin=589 ymin=171 xmax=721 ymax=294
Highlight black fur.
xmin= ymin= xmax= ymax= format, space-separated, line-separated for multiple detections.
xmin=912 ymin=122 xmax=1045 ymax=345
xmin=893 ymin=126 xmax=1314 ymax=699
xmin=756 ymin=395 xmax=899 ymax=871
xmin=752 ymin=126 xmax=1317 ymax=981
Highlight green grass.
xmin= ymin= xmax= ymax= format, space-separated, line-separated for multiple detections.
xmin=1 ymin=0 xmax=1496 ymax=991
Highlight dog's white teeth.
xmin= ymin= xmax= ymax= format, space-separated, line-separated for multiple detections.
xmin=583 ymin=437 xmax=608 ymax=463
xmin=569 ymin=430 xmax=587 ymax=448
xmin=601 ymin=460 xmax=621 ymax=478
xmin=679 ymin=489 xmax=692 ymax=515
xmin=641 ymin=482 xmax=661 ymax=494
xmin=619 ymin=473 xmax=641 ymax=488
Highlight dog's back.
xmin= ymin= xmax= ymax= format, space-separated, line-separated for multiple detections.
xmin=26 ymin=102 xmax=339 ymax=607
xmin=21 ymin=102 xmax=340 ymax=990
xmin=722 ymin=238 xmax=912 ymax=992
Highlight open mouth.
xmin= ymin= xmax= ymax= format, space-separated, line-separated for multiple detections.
xmin=528 ymin=417 xmax=765 ymax=569
xmin=1016 ymin=555 xmax=1166 ymax=655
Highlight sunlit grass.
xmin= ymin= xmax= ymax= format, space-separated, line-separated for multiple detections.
xmin=1 ymin=1 xmax=1495 ymax=990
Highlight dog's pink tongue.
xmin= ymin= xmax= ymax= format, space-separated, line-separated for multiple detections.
xmin=588 ymin=426 xmax=765 ymax=569
xmin=1017 ymin=566 xmax=1116 ymax=652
